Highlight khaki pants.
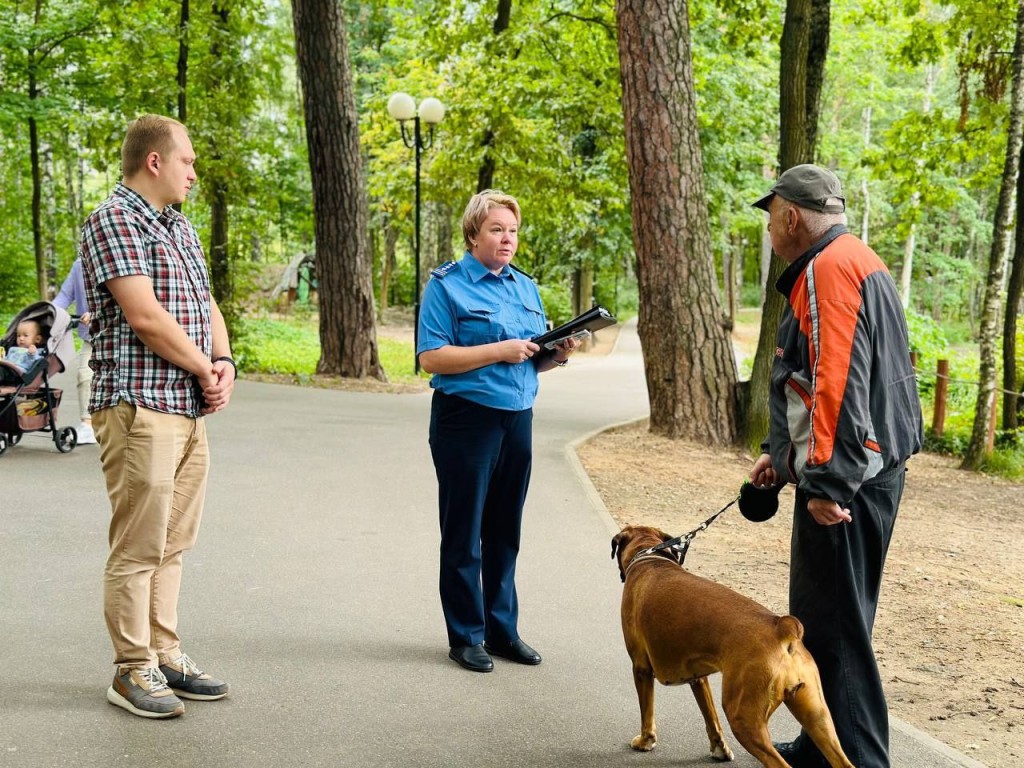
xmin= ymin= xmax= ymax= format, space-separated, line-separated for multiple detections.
xmin=93 ymin=402 xmax=209 ymax=669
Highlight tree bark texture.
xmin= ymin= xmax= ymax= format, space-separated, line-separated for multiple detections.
xmin=741 ymin=0 xmax=829 ymax=452
xmin=804 ymin=0 xmax=830 ymax=153
xmin=209 ymin=182 xmax=231 ymax=304
xmin=616 ymin=0 xmax=738 ymax=443
xmin=207 ymin=3 xmax=232 ymax=313
xmin=1003 ymin=115 xmax=1024 ymax=431
xmin=964 ymin=0 xmax=1024 ymax=467
xmin=292 ymin=0 xmax=383 ymax=380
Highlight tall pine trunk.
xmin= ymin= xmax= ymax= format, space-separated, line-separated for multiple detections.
xmin=616 ymin=0 xmax=738 ymax=443
xmin=742 ymin=0 xmax=830 ymax=452
xmin=292 ymin=0 xmax=383 ymax=380
xmin=963 ymin=0 xmax=1024 ymax=468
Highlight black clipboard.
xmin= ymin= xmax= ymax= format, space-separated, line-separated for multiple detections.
xmin=532 ymin=305 xmax=617 ymax=350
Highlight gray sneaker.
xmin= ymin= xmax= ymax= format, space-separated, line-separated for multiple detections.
xmin=107 ymin=667 xmax=185 ymax=719
xmin=159 ymin=653 xmax=229 ymax=701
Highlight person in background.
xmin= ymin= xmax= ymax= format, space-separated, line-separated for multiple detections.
xmin=54 ymin=256 xmax=96 ymax=444
xmin=417 ymin=189 xmax=581 ymax=673
xmin=81 ymin=114 xmax=236 ymax=719
xmin=749 ymin=164 xmax=923 ymax=768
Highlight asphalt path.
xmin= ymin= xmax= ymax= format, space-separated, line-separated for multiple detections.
xmin=0 ymin=320 xmax=984 ymax=768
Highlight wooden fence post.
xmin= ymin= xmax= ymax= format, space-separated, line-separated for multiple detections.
xmin=932 ymin=359 xmax=949 ymax=437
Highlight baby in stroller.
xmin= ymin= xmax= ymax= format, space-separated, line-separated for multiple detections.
xmin=2 ymin=318 xmax=48 ymax=373
xmin=0 ymin=301 xmax=79 ymax=454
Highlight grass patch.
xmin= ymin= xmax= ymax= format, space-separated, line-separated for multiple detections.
xmin=233 ymin=314 xmax=426 ymax=385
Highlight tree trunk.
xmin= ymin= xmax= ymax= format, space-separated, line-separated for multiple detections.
xmin=379 ymin=217 xmax=398 ymax=320
xmin=29 ymin=9 xmax=45 ymax=300
xmin=292 ymin=0 xmax=384 ymax=380
xmin=861 ymin=105 xmax=871 ymax=244
xmin=177 ymin=0 xmax=189 ymax=123
xmin=434 ymin=201 xmax=453 ymax=265
xmin=475 ymin=0 xmax=512 ymax=191
xmin=741 ymin=0 xmax=830 ymax=451
xmin=616 ymin=0 xmax=738 ymax=444
xmin=573 ymin=263 xmax=595 ymax=352
xmin=900 ymin=223 xmax=916 ymax=309
xmin=804 ymin=0 xmax=830 ymax=153
xmin=1003 ymin=116 xmax=1024 ymax=432
xmin=207 ymin=3 xmax=232 ymax=314
xmin=899 ymin=67 xmax=936 ymax=309
xmin=209 ymin=182 xmax=231 ymax=303
xmin=963 ymin=0 xmax=1024 ymax=468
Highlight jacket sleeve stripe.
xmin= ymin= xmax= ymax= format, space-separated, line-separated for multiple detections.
xmin=805 ymin=242 xmax=869 ymax=469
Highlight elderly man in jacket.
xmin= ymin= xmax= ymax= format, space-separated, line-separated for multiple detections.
xmin=750 ymin=164 xmax=923 ymax=768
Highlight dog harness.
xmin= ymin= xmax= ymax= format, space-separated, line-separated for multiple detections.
xmin=622 ymin=494 xmax=740 ymax=581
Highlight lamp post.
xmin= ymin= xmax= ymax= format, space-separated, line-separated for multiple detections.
xmin=388 ymin=92 xmax=445 ymax=374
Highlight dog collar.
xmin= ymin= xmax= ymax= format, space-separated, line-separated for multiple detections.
xmin=623 ymin=549 xmax=687 ymax=580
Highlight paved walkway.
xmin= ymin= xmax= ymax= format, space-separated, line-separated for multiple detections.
xmin=0 ymin=321 xmax=984 ymax=767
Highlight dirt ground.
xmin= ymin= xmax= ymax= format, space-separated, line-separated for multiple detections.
xmin=575 ymin=328 xmax=1023 ymax=768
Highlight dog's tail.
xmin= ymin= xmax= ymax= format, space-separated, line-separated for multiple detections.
xmin=775 ymin=615 xmax=804 ymax=653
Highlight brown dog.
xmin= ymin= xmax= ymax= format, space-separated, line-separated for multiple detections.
xmin=610 ymin=525 xmax=854 ymax=768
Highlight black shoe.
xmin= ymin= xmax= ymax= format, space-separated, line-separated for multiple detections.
xmin=774 ymin=741 xmax=799 ymax=762
xmin=449 ymin=644 xmax=494 ymax=672
xmin=484 ymin=638 xmax=542 ymax=665
xmin=773 ymin=740 xmax=829 ymax=768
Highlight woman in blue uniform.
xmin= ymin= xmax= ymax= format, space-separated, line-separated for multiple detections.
xmin=417 ymin=190 xmax=580 ymax=673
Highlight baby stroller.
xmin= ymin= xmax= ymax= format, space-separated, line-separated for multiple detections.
xmin=0 ymin=301 xmax=79 ymax=455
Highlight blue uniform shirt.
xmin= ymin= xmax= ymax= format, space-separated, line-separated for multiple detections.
xmin=417 ymin=252 xmax=548 ymax=411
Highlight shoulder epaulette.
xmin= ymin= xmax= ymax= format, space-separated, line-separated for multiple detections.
xmin=431 ymin=260 xmax=458 ymax=279
xmin=509 ymin=263 xmax=535 ymax=281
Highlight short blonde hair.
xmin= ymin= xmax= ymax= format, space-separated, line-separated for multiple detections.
xmin=462 ymin=190 xmax=521 ymax=248
xmin=121 ymin=114 xmax=187 ymax=178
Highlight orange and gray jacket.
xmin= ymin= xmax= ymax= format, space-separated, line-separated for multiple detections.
xmin=765 ymin=225 xmax=923 ymax=505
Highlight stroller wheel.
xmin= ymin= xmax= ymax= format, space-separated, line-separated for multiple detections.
xmin=9 ymin=432 xmax=21 ymax=446
xmin=0 ymin=434 xmax=6 ymax=456
xmin=56 ymin=426 xmax=77 ymax=453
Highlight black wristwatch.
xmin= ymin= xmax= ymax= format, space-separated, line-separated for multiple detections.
xmin=213 ymin=356 xmax=237 ymax=378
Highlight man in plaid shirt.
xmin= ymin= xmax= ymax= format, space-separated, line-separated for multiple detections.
xmin=81 ymin=114 xmax=236 ymax=719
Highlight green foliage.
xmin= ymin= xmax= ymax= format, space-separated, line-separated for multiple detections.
xmin=231 ymin=314 xmax=423 ymax=384
xmin=906 ymin=308 xmax=947 ymax=363
xmin=537 ymin=283 xmax=573 ymax=328
xmin=232 ymin=316 xmax=322 ymax=375
xmin=740 ymin=282 xmax=763 ymax=309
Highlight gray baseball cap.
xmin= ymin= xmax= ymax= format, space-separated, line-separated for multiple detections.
xmin=752 ymin=164 xmax=846 ymax=213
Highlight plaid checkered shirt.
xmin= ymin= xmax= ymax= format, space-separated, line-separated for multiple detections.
xmin=81 ymin=183 xmax=212 ymax=417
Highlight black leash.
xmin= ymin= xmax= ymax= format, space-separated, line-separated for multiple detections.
xmin=625 ymin=493 xmax=740 ymax=571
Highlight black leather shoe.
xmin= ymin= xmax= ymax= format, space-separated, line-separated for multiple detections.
xmin=773 ymin=740 xmax=829 ymax=768
xmin=448 ymin=644 xmax=493 ymax=673
xmin=774 ymin=741 xmax=799 ymax=762
xmin=484 ymin=638 xmax=542 ymax=665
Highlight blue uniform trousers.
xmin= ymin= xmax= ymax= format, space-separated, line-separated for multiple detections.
xmin=429 ymin=391 xmax=533 ymax=648
xmin=788 ymin=464 xmax=906 ymax=768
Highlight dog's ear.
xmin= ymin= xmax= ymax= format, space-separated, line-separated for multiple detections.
xmin=611 ymin=530 xmax=628 ymax=583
